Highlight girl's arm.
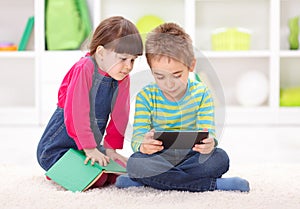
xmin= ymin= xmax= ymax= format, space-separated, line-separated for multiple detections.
xmin=103 ymin=75 xmax=130 ymax=149
xmin=63 ymin=58 xmax=97 ymax=149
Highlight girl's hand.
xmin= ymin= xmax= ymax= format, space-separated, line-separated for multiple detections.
xmin=106 ymin=149 xmax=128 ymax=167
xmin=83 ymin=148 xmax=110 ymax=166
xmin=140 ymin=129 xmax=163 ymax=155
xmin=192 ymin=137 xmax=215 ymax=154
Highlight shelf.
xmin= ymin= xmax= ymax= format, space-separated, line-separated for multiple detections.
xmin=195 ymin=0 xmax=270 ymax=51
xmin=280 ymin=0 xmax=300 ymax=50
xmin=99 ymin=0 xmax=185 ymax=27
xmin=201 ymin=50 xmax=271 ymax=58
xmin=278 ymin=107 xmax=300 ymax=125
xmin=0 ymin=0 xmax=34 ymax=48
xmin=0 ymin=51 xmax=36 ymax=58
xmin=280 ymin=50 xmax=300 ymax=57
xmin=225 ymin=107 xmax=278 ymax=125
xmin=280 ymin=58 xmax=300 ymax=88
xmin=1 ymin=0 xmax=300 ymax=125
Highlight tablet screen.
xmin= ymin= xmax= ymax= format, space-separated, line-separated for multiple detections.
xmin=153 ymin=131 xmax=209 ymax=149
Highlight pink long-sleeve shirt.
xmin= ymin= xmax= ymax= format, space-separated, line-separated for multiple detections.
xmin=57 ymin=54 xmax=130 ymax=150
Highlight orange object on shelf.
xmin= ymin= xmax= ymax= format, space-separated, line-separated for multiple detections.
xmin=0 ymin=42 xmax=18 ymax=51
xmin=0 ymin=45 xmax=18 ymax=51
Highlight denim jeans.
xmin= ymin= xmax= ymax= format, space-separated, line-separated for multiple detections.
xmin=127 ymin=148 xmax=229 ymax=192
xmin=36 ymin=107 xmax=77 ymax=171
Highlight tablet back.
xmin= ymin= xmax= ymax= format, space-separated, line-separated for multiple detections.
xmin=154 ymin=131 xmax=208 ymax=149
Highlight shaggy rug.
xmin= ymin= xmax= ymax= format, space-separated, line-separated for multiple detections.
xmin=1 ymin=163 xmax=299 ymax=209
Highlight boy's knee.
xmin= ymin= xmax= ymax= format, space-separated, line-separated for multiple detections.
xmin=127 ymin=152 xmax=146 ymax=173
xmin=215 ymin=148 xmax=229 ymax=163
xmin=214 ymin=148 xmax=230 ymax=171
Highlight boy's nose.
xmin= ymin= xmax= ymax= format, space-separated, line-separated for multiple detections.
xmin=165 ymin=78 xmax=175 ymax=88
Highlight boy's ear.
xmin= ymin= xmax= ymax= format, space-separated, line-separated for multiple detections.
xmin=189 ymin=58 xmax=196 ymax=72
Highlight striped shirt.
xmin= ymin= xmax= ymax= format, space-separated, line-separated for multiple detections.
xmin=131 ymin=78 xmax=216 ymax=152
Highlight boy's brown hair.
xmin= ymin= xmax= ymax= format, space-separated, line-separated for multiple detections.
xmin=145 ymin=23 xmax=195 ymax=68
xmin=89 ymin=16 xmax=143 ymax=56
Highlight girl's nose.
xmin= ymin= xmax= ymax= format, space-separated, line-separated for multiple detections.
xmin=125 ymin=59 xmax=133 ymax=70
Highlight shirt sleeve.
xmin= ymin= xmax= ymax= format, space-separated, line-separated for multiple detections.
xmin=196 ymin=86 xmax=217 ymax=145
xmin=64 ymin=59 xmax=97 ymax=149
xmin=131 ymin=90 xmax=152 ymax=152
xmin=103 ymin=75 xmax=130 ymax=149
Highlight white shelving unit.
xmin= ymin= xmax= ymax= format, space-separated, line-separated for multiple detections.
xmin=0 ymin=0 xmax=299 ymax=125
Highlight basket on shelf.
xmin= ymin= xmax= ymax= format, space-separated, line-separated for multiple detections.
xmin=211 ymin=27 xmax=252 ymax=51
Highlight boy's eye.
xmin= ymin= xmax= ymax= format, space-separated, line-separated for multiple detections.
xmin=156 ymin=75 xmax=164 ymax=80
xmin=174 ymin=74 xmax=182 ymax=78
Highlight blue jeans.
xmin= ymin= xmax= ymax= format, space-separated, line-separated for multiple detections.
xmin=127 ymin=148 xmax=229 ymax=192
xmin=36 ymin=107 xmax=77 ymax=171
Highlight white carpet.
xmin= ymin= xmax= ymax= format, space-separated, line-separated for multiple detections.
xmin=1 ymin=163 xmax=299 ymax=209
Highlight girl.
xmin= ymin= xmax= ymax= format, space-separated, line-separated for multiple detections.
xmin=37 ymin=16 xmax=143 ymax=186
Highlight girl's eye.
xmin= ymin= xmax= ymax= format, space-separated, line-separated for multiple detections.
xmin=156 ymin=76 xmax=164 ymax=80
xmin=174 ymin=74 xmax=182 ymax=78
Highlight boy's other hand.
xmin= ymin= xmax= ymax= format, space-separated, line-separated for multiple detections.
xmin=192 ymin=137 xmax=215 ymax=154
xmin=140 ymin=129 xmax=163 ymax=154
xmin=83 ymin=148 xmax=110 ymax=166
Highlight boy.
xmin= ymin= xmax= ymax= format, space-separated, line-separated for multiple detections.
xmin=116 ymin=23 xmax=249 ymax=192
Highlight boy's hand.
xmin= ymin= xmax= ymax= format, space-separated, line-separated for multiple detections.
xmin=106 ymin=148 xmax=128 ymax=167
xmin=140 ymin=129 xmax=163 ymax=155
xmin=83 ymin=148 xmax=110 ymax=166
xmin=192 ymin=137 xmax=215 ymax=154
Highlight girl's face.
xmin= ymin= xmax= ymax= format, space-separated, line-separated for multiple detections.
xmin=96 ymin=46 xmax=138 ymax=80
xmin=151 ymin=56 xmax=194 ymax=102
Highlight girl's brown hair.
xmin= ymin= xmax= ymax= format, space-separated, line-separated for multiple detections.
xmin=89 ymin=16 xmax=143 ymax=56
xmin=145 ymin=23 xmax=194 ymax=68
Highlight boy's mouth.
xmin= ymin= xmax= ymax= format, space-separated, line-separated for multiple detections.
xmin=165 ymin=88 xmax=178 ymax=95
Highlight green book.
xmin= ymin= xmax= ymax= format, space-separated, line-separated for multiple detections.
xmin=18 ymin=16 xmax=34 ymax=51
xmin=45 ymin=148 xmax=126 ymax=192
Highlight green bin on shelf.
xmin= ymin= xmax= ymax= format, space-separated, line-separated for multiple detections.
xmin=211 ymin=27 xmax=251 ymax=51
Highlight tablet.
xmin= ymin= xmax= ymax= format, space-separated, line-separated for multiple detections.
xmin=153 ymin=131 xmax=209 ymax=149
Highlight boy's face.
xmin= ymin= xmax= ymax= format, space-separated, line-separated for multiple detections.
xmin=151 ymin=56 xmax=194 ymax=101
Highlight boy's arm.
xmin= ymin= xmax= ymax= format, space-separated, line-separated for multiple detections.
xmin=196 ymin=87 xmax=218 ymax=146
xmin=131 ymin=91 xmax=152 ymax=152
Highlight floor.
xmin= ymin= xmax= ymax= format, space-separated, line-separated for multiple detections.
xmin=1 ymin=124 xmax=299 ymax=169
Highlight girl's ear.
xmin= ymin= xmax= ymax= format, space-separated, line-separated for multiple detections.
xmin=189 ymin=58 xmax=196 ymax=72
xmin=96 ymin=45 xmax=105 ymax=57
